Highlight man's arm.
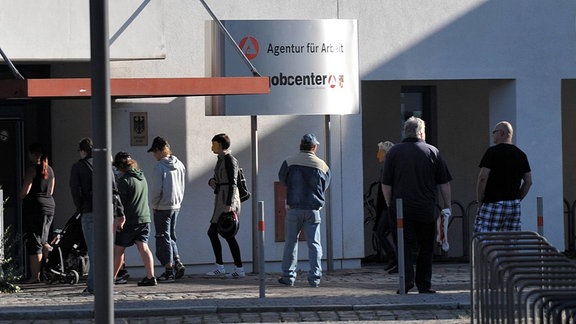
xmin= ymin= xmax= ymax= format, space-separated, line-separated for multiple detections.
xmin=438 ymin=182 xmax=452 ymax=209
xmin=69 ymin=164 xmax=82 ymax=210
xmin=149 ymin=165 xmax=163 ymax=209
xmin=476 ymin=167 xmax=490 ymax=203
xmin=278 ymin=161 xmax=288 ymax=186
xmin=112 ymin=173 xmax=124 ymax=217
xmin=519 ymin=171 xmax=532 ymax=200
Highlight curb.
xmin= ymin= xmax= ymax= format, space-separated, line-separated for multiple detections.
xmin=0 ymin=302 xmax=472 ymax=320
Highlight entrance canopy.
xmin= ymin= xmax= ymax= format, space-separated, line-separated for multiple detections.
xmin=0 ymin=77 xmax=269 ymax=99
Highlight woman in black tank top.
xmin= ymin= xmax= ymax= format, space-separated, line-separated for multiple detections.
xmin=20 ymin=143 xmax=55 ymax=284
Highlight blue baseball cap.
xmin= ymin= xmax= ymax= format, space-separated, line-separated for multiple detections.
xmin=301 ymin=133 xmax=320 ymax=145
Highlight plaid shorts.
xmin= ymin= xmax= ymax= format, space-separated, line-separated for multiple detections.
xmin=474 ymin=200 xmax=521 ymax=233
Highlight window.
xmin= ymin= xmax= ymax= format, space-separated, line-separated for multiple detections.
xmin=400 ymin=86 xmax=437 ymax=145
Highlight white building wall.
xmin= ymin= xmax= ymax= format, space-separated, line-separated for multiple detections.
xmin=515 ymin=77 xmax=564 ymax=243
xmin=0 ymin=0 xmax=165 ymax=60
xmin=4 ymin=0 xmax=575 ymax=268
xmin=352 ymin=0 xmax=575 ymax=248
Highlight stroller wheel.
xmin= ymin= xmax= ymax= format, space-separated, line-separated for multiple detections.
xmin=66 ymin=270 xmax=80 ymax=285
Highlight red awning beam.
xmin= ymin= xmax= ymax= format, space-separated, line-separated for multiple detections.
xmin=0 ymin=77 xmax=270 ymax=99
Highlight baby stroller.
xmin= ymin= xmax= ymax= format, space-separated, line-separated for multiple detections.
xmin=43 ymin=212 xmax=89 ymax=285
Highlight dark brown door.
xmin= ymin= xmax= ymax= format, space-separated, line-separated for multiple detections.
xmin=0 ymin=118 xmax=23 ymax=265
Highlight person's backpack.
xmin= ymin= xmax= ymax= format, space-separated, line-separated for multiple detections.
xmin=237 ymin=168 xmax=250 ymax=202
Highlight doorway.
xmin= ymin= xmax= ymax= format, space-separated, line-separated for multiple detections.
xmin=0 ymin=118 xmax=24 ymax=268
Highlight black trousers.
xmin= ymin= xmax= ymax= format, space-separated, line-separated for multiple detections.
xmin=402 ymin=219 xmax=435 ymax=291
xmin=207 ymin=223 xmax=243 ymax=268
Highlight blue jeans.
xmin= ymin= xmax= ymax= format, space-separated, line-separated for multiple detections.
xmin=281 ymin=208 xmax=322 ymax=286
xmin=154 ymin=209 xmax=180 ymax=266
xmin=80 ymin=212 xmax=94 ymax=292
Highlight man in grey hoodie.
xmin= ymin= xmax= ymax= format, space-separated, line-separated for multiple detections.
xmin=148 ymin=136 xmax=187 ymax=282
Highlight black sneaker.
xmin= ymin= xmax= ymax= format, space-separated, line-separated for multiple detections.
xmin=384 ymin=262 xmax=397 ymax=271
xmin=157 ymin=270 xmax=175 ymax=282
xmin=117 ymin=269 xmax=130 ymax=280
xmin=114 ymin=277 xmax=128 ymax=285
xmin=81 ymin=288 xmax=94 ymax=295
xmin=278 ymin=277 xmax=294 ymax=287
xmin=137 ymin=276 xmax=158 ymax=286
xmin=175 ymin=262 xmax=185 ymax=279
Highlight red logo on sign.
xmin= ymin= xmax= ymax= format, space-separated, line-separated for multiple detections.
xmin=328 ymin=75 xmax=337 ymax=88
xmin=239 ymin=36 xmax=260 ymax=60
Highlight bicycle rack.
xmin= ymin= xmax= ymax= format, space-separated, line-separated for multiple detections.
xmin=471 ymin=231 xmax=576 ymax=323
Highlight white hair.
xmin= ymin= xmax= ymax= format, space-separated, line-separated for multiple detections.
xmin=377 ymin=141 xmax=394 ymax=152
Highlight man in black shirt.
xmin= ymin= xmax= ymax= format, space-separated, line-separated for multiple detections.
xmin=381 ymin=117 xmax=452 ymax=294
xmin=474 ymin=121 xmax=532 ymax=232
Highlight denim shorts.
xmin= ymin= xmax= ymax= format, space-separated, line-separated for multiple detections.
xmin=115 ymin=222 xmax=151 ymax=247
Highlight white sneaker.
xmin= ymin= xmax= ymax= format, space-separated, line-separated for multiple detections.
xmin=226 ymin=267 xmax=245 ymax=279
xmin=205 ymin=264 xmax=226 ymax=276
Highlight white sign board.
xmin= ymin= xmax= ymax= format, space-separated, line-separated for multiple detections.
xmin=209 ymin=19 xmax=359 ymax=116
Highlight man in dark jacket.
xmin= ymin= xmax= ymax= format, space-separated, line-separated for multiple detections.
xmin=277 ymin=134 xmax=330 ymax=288
xmin=382 ymin=117 xmax=452 ymax=294
xmin=70 ymin=138 xmax=123 ymax=294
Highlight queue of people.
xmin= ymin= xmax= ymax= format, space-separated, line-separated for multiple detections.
xmin=19 ymin=119 xmax=531 ymax=294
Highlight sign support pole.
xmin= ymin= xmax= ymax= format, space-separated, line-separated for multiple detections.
xmin=325 ymin=115 xmax=333 ymax=271
xmin=251 ymin=116 xmax=259 ymax=272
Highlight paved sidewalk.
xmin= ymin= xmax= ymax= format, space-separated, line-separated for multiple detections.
xmin=0 ymin=262 xmax=471 ymax=323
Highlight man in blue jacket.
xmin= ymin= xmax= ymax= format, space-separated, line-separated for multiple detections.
xmin=278 ymin=133 xmax=331 ymax=288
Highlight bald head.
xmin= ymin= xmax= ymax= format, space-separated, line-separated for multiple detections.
xmin=493 ymin=121 xmax=513 ymax=144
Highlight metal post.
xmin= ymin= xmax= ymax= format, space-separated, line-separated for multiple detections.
xmin=324 ymin=115 xmax=333 ymax=271
xmin=251 ymin=116 xmax=259 ymax=273
xmin=537 ymin=196 xmax=543 ymax=236
xmin=89 ymin=0 xmax=114 ymax=322
xmin=396 ymin=198 xmax=406 ymax=294
xmin=0 ymin=47 xmax=24 ymax=80
xmin=258 ymin=201 xmax=265 ymax=298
